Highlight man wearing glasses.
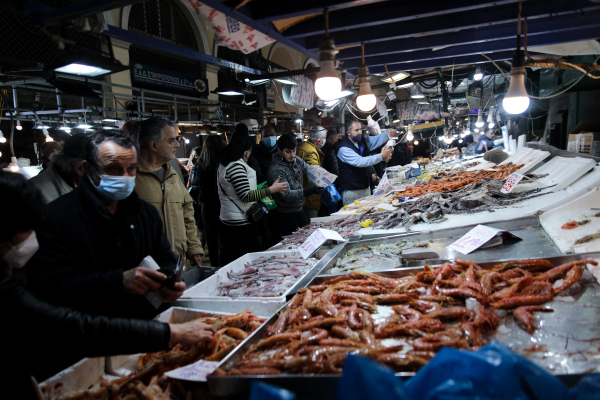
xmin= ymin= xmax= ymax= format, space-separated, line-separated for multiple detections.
xmin=135 ymin=117 xmax=204 ymax=267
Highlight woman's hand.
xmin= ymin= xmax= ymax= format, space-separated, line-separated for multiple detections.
xmin=269 ymin=176 xmax=288 ymax=194
xmin=169 ymin=320 xmax=215 ymax=344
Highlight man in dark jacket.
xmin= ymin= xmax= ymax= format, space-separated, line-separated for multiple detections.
xmin=249 ymin=123 xmax=278 ymax=183
xmin=267 ymin=134 xmax=323 ymax=239
xmin=1 ymin=171 xmax=213 ymax=398
xmin=27 ymin=130 xmax=186 ymax=320
xmin=322 ymin=129 xmax=339 ymax=176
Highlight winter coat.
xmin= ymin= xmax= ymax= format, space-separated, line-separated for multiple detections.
xmin=135 ymin=157 xmax=203 ymax=258
xmin=189 ymin=162 xmax=220 ymax=204
xmin=1 ymin=272 xmax=169 ymax=400
xmin=29 ymin=161 xmax=74 ymax=204
xmin=249 ymin=142 xmax=277 ymax=184
xmin=26 ymin=175 xmax=177 ymax=319
xmin=321 ymin=142 xmax=339 ymax=176
xmin=297 ymin=140 xmax=324 ymax=210
xmin=267 ymin=154 xmax=308 ymax=213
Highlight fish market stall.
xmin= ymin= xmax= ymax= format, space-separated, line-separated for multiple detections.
xmin=41 ymin=308 xmax=267 ymax=399
xmin=208 ymin=253 xmax=600 ymax=398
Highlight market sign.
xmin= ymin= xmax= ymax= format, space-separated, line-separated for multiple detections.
xmin=131 ymin=63 xmax=208 ymax=96
xmin=266 ymin=87 xmax=275 ymax=108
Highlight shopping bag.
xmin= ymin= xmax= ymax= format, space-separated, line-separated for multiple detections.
xmin=249 ymin=382 xmax=295 ymax=400
xmin=321 ymin=183 xmax=342 ymax=207
xmin=258 ymin=181 xmax=277 ymax=210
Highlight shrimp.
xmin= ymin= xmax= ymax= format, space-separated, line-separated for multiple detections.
xmin=392 ymin=305 xmax=423 ymax=322
xmin=454 ymin=259 xmax=484 ymax=270
xmin=473 ymin=309 xmax=499 ymax=334
xmin=412 ymin=336 xmax=468 ymax=352
xmin=493 ymin=259 xmax=554 ymax=273
xmin=256 ymin=331 xmax=302 ymax=349
xmin=228 ymin=367 xmax=281 ymax=375
xmin=514 ymin=306 xmax=554 ymax=334
xmin=373 ymin=293 xmax=419 ymax=304
xmin=491 ymin=285 xmax=554 ymax=309
xmin=423 ymin=307 xmax=475 ymax=322
xmin=433 ymin=286 xmax=489 ymax=305
xmin=534 ymin=260 xmax=596 ymax=283
xmin=331 ymin=325 xmax=361 ymax=341
xmin=409 ymin=299 xmax=443 ymax=313
xmin=553 ymin=265 xmax=584 ymax=295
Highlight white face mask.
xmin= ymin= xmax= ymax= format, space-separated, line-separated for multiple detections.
xmin=3 ymin=231 xmax=39 ymax=269
xmin=2 ymin=231 xmax=40 ymax=268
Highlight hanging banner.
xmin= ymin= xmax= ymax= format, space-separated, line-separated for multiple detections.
xmin=183 ymin=1 xmax=274 ymax=54
xmin=398 ymin=101 xmax=450 ymax=122
xmin=131 ymin=63 xmax=208 ymax=96
xmin=282 ymin=75 xmax=315 ymax=109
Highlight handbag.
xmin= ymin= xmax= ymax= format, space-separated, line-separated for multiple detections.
xmin=218 ymin=178 xmax=268 ymax=223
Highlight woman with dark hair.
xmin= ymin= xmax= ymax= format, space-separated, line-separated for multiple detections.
xmin=0 ymin=171 xmax=213 ymax=399
xmin=217 ymin=134 xmax=287 ymax=265
xmin=189 ymin=136 xmax=225 ymax=267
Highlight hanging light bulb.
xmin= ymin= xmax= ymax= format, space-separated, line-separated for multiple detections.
xmin=444 ymin=136 xmax=453 ymax=144
xmin=473 ymin=67 xmax=483 ymax=81
xmin=503 ymin=32 xmax=530 ymax=114
xmin=315 ymin=10 xmax=341 ymax=100
xmin=9 ymin=156 xmax=19 ymax=172
xmin=16 ymin=120 xmax=22 ymax=130
xmin=459 ymin=139 xmax=463 ymax=144
xmin=475 ymin=108 xmax=485 ymax=128
xmin=414 ymin=140 xmax=419 ymax=145
xmin=406 ymin=125 xmax=414 ymax=141
xmin=487 ymin=108 xmax=495 ymax=128
xmin=474 ymin=128 xmax=480 ymax=133
xmin=411 ymin=84 xmax=425 ymax=99
xmin=355 ymin=44 xmax=376 ymax=111
xmin=0 ymin=130 xmax=5 ymax=143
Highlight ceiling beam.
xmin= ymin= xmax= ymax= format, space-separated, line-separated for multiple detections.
xmin=283 ymin=0 xmax=527 ymax=39
xmin=299 ymin=0 xmax=600 ymax=50
xmin=31 ymin=0 xmax=147 ymax=27
xmin=234 ymin=0 xmax=389 ymax=22
xmin=336 ymin=12 xmax=600 ymax=60
xmin=341 ymin=27 xmax=600 ymax=69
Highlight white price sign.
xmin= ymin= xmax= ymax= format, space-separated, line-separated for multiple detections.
xmin=448 ymin=225 xmax=501 ymax=255
xmin=164 ymin=360 xmax=220 ymax=382
xmin=501 ymin=172 xmax=524 ymax=194
xmin=298 ymin=228 xmax=347 ymax=259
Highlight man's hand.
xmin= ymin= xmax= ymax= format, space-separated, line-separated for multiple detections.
xmin=160 ymin=281 xmax=186 ymax=302
xmin=169 ymin=319 xmax=214 ymax=344
xmin=381 ymin=146 xmax=393 ymax=162
xmin=123 ymin=267 xmax=166 ymax=295
xmin=191 ymin=254 xmax=203 ymax=266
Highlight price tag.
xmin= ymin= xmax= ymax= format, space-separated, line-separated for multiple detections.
xmin=500 ymin=172 xmax=524 ymax=193
xmin=298 ymin=228 xmax=347 ymax=259
xmin=373 ymin=172 xmax=392 ymax=196
xmin=448 ymin=225 xmax=502 ymax=255
xmin=164 ymin=360 xmax=220 ymax=382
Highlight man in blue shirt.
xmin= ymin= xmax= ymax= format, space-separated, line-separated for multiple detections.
xmin=336 ymin=120 xmax=395 ymax=205
xmin=476 ymin=129 xmax=498 ymax=154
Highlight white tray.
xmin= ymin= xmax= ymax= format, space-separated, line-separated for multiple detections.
xmin=540 ymin=187 xmax=600 ymax=253
xmin=179 ymin=250 xmax=318 ymax=315
xmin=499 ymin=147 xmax=551 ymax=174
xmin=531 ymin=156 xmax=597 ymax=192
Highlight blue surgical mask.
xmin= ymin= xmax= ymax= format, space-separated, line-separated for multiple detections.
xmin=262 ymin=136 xmax=276 ymax=148
xmin=89 ymin=173 xmax=136 ymax=201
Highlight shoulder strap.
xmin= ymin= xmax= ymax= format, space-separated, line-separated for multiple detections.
xmin=218 ymin=164 xmax=247 ymax=215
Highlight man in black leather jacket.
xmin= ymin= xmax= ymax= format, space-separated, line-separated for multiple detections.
xmin=0 ymin=171 xmax=213 ymax=399
xmin=27 ymin=130 xmax=186 ymax=320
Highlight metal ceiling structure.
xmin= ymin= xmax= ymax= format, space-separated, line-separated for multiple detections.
xmin=189 ymin=0 xmax=600 ymax=75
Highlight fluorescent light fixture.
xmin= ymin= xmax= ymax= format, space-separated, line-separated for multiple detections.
xmin=35 ymin=125 xmax=51 ymax=129
xmin=76 ymin=123 xmax=93 ymax=129
xmin=474 ymin=67 xmax=483 ymax=81
xmin=387 ymin=108 xmax=392 ymax=111
xmin=274 ymin=77 xmax=298 ymax=85
xmin=411 ymin=85 xmax=425 ymax=99
xmin=392 ymin=118 xmax=400 ymax=123
xmin=382 ymin=71 xmax=409 ymax=83
xmin=397 ymin=82 xmax=414 ymax=89
xmin=102 ymin=126 xmax=117 ymax=130
xmin=444 ymin=136 xmax=453 ymax=144
xmin=417 ymin=100 xmax=429 ymax=105
xmin=49 ymin=53 xmax=127 ymax=77
xmin=102 ymin=118 xmax=120 ymax=122
xmin=58 ymin=125 xmax=71 ymax=131
xmin=248 ymin=78 xmax=270 ymax=86
xmin=295 ymin=119 xmax=302 ymax=124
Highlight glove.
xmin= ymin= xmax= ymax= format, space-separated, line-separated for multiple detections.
xmin=494 ymin=138 xmax=505 ymax=146
xmin=303 ymin=186 xmax=324 ymax=197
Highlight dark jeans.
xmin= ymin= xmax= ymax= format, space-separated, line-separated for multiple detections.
xmin=217 ymin=221 xmax=262 ymax=267
xmin=200 ymin=200 xmax=220 ymax=268
xmin=276 ymin=210 xmax=307 ymax=238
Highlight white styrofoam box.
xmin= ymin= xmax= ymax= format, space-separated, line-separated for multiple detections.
xmin=532 ymin=157 xmax=597 ymax=192
xmin=179 ymin=250 xmax=317 ymax=315
xmin=540 ymin=187 xmax=600 ymax=253
xmin=499 ymin=147 xmax=551 ymax=174
xmin=41 ymin=308 xmax=247 ymax=396
xmin=537 ymin=165 xmax=600 ymax=213
xmin=466 ymin=161 xmax=496 ymax=171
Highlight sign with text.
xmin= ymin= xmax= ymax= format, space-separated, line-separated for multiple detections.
xmin=131 ymin=63 xmax=208 ymax=96
xmin=448 ymin=225 xmax=501 ymax=255
xmin=373 ymin=172 xmax=392 ymax=196
xmin=164 ymin=359 xmax=220 ymax=382
xmin=266 ymin=87 xmax=275 ymax=108
xmin=501 ymin=172 xmax=524 ymax=194
xmin=298 ymin=228 xmax=346 ymax=259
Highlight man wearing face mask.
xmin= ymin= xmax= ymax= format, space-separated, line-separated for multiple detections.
xmin=27 ymin=130 xmax=185 ymax=320
xmin=248 ymin=123 xmax=278 ymax=184
xmin=297 ymin=126 xmax=326 ymax=223
xmin=1 ymin=172 xmax=214 ymax=398
xmin=267 ymin=134 xmax=323 ymax=239
xmin=337 ymin=120 xmax=396 ymax=205
xmin=134 ymin=117 xmax=204 ymax=267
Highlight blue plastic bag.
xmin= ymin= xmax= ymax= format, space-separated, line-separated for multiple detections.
xmin=322 ymin=183 xmax=342 ymax=207
xmin=405 ymin=342 xmax=568 ymax=400
xmin=336 ymin=354 xmax=410 ymax=400
xmin=249 ymin=381 xmax=295 ymax=400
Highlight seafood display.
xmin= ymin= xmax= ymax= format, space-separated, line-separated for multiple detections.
xmin=216 ymin=258 xmax=596 ymax=377
xmin=44 ymin=310 xmax=266 ymax=400
xmin=216 ymin=255 xmax=317 ymax=297
xmin=269 ymin=211 xmax=390 ymax=250
xmin=391 ymin=162 xmax=524 ymax=199
xmin=327 ymin=241 xmax=429 ymax=274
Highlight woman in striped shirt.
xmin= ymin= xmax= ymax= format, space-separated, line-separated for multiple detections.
xmin=217 ymin=133 xmax=287 ymax=266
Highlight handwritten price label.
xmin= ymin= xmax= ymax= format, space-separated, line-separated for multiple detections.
xmin=298 ymin=229 xmax=347 ymax=259
xmin=164 ymin=359 xmax=220 ymax=382
xmin=501 ymin=172 xmax=524 ymax=194
xmin=448 ymin=225 xmax=501 ymax=254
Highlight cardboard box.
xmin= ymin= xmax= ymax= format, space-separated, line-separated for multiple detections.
xmin=567 ymin=121 xmax=600 ymax=157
